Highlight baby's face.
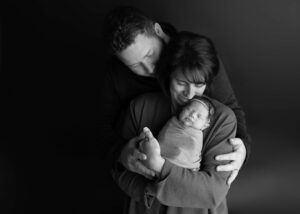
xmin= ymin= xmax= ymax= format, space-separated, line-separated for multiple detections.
xmin=179 ymin=101 xmax=210 ymax=130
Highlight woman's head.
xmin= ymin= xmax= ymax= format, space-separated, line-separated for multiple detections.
xmin=158 ymin=31 xmax=219 ymax=107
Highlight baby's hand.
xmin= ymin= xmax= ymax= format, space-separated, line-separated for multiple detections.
xmin=139 ymin=127 xmax=163 ymax=171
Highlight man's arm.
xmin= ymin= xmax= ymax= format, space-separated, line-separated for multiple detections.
xmin=207 ymin=58 xmax=251 ymax=184
xmin=97 ymin=67 xmax=123 ymax=160
xmin=208 ymin=58 xmax=251 ymax=158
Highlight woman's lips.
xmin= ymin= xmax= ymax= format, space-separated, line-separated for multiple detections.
xmin=179 ymin=96 xmax=189 ymax=103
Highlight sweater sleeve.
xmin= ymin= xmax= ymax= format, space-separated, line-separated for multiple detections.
xmin=208 ymin=58 xmax=251 ymax=162
xmin=144 ymin=109 xmax=237 ymax=208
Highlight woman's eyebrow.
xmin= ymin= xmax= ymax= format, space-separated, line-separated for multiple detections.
xmin=175 ymin=77 xmax=186 ymax=81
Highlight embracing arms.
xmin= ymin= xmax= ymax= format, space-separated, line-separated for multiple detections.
xmin=112 ymin=95 xmax=237 ymax=208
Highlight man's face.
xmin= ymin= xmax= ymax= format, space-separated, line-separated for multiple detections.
xmin=117 ymin=33 xmax=163 ymax=77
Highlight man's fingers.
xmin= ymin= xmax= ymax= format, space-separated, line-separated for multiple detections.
xmin=216 ymin=162 xmax=237 ymax=172
xmin=227 ymin=169 xmax=239 ymax=185
xmin=133 ymin=148 xmax=147 ymax=160
xmin=215 ymin=153 xmax=236 ymax=161
xmin=128 ymin=134 xmax=145 ymax=148
xmin=135 ymin=134 xmax=146 ymax=142
xmin=230 ymin=138 xmax=243 ymax=146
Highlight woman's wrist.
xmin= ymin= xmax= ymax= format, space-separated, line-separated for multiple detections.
xmin=154 ymin=156 xmax=166 ymax=176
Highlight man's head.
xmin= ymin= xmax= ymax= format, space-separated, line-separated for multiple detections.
xmin=104 ymin=6 xmax=168 ymax=77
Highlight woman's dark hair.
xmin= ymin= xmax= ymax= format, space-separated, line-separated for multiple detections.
xmin=156 ymin=31 xmax=219 ymax=96
xmin=104 ymin=6 xmax=156 ymax=54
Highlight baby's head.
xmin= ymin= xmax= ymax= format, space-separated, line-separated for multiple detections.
xmin=178 ymin=96 xmax=215 ymax=130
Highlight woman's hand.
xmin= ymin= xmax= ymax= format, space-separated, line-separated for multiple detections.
xmin=215 ymin=138 xmax=246 ymax=185
xmin=118 ymin=133 xmax=156 ymax=179
xmin=140 ymin=127 xmax=165 ymax=175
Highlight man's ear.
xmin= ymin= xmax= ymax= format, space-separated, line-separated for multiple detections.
xmin=154 ymin=22 xmax=164 ymax=37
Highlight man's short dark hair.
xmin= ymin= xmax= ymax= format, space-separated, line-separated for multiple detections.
xmin=104 ymin=6 xmax=156 ymax=54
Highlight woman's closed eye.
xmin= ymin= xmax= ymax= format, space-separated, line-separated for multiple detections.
xmin=176 ymin=80 xmax=187 ymax=86
xmin=195 ymin=83 xmax=205 ymax=88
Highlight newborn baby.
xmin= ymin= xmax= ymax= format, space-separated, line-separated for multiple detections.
xmin=140 ymin=96 xmax=215 ymax=171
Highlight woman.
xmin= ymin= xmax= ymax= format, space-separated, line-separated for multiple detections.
xmin=112 ymin=31 xmax=237 ymax=214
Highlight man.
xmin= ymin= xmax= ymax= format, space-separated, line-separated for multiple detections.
xmin=100 ymin=6 xmax=250 ymax=185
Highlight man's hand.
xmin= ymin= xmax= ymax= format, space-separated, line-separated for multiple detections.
xmin=118 ymin=133 xmax=156 ymax=179
xmin=215 ymin=138 xmax=246 ymax=185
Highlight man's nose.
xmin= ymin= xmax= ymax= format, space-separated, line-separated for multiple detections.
xmin=143 ymin=63 xmax=155 ymax=75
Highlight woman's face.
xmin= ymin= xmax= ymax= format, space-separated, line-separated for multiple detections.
xmin=170 ymin=69 xmax=207 ymax=107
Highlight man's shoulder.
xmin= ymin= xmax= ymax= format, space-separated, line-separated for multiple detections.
xmin=105 ymin=57 xmax=128 ymax=75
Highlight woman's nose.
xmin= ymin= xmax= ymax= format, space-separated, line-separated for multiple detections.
xmin=185 ymin=85 xmax=195 ymax=99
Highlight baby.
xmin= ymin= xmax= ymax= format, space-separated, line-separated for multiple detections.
xmin=140 ymin=96 xmax=215 ymax=171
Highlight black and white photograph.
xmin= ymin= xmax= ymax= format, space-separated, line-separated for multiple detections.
xmin=1 ymin=0 xmax=300 ymax=213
